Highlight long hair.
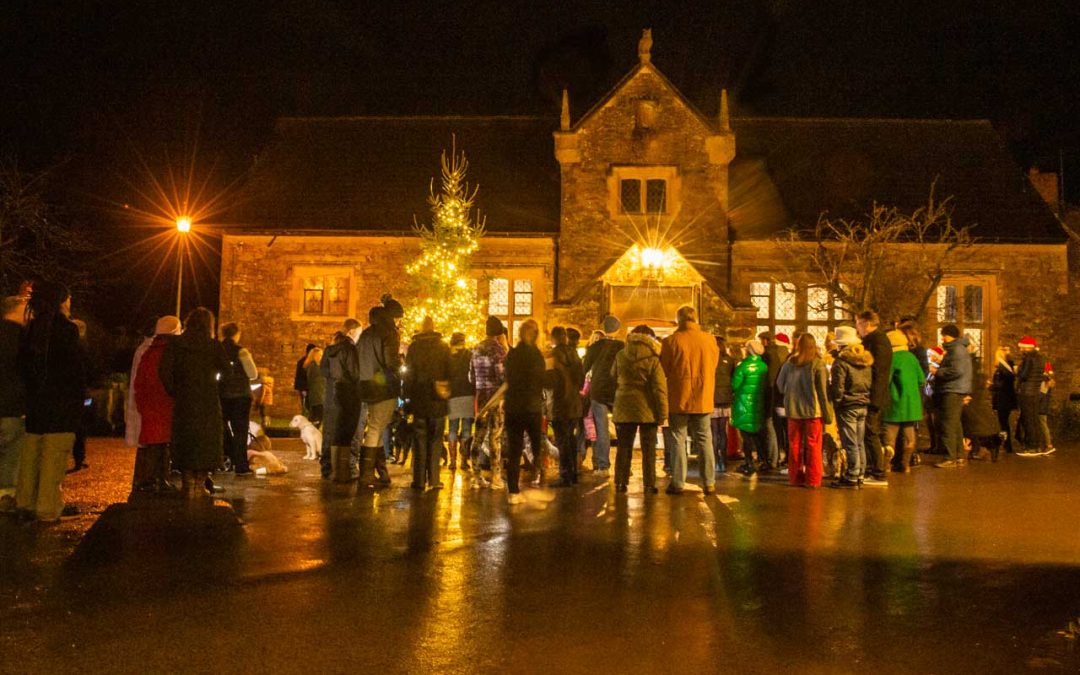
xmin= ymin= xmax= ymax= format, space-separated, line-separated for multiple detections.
xmin=24 ymin=280 xmax=70 ymax=356
xmin=304 ymin=347 xmax=323 ymax=367
xmin=184 ymin=307 xmax=216 ymax=342
xmin=792 ymin=333 xmax=819 ymax=366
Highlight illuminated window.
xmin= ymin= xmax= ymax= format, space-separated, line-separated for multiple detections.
xmin=489 ymin=278 xmax=510 ymax=316
xmin=513 ymin=279 xmax=533 ymax=316
xmin=487 ymin=276 xmax=537 ymax=336
xmin=935 ymin=281 xmax=988 ymax=357
xmin=752 ymin=281 xmax=852 ymax=348
xmin=612 ymin=167 xmax=678 ymax=217
xmin=300 ymin=273 xmax=350 ymax=317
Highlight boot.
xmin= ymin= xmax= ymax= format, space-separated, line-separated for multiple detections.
xmin=900 ymin=446 xmax=914 ymax=474
xmin=448 ymin=440 xmax=458 ymax=471
xmin=374 ymin=450 xmax=392 ymax=488
xmin=358 ymin=446 xmax=378 ymax=488
xmin=331 ymin=446 xmax=352 ymax=483
xmin=460 ymin=438 xmax=471 ymax=471
xmin=182 ymin=471 xmax=211 ymax=499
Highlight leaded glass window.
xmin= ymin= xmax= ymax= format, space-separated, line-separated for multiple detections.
xmin=489 ymin=278 xmax=509 ymax=316
xmin=513 ymin=279 xmax=533 ymax=316
xmin=620 ymin=179 xmax=642 ymax=214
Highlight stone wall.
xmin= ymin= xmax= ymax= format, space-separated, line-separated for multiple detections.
xmin=220 ymin=233 xmax=555 ymax=418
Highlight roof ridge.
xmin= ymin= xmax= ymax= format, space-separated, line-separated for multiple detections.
xmin=733 ymin=116 xmax=992 ymax=125
xmin=277 ymin=114 xmax=555 ymax=124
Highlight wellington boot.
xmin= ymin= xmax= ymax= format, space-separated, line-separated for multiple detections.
xmin=460 ymin=438 xmax=472 ymax=471
xmin=374 ymin=452 xmax=392 ymax=488
xmin=448 ymin=441 xmax=458 ymax=471
xmin=900 ymin=447 xmax=914 ymax=474
xmin=331 ymin=446 xmax=353 ymax=483
xmin=358 ymin=446 xmax=378 ymax=488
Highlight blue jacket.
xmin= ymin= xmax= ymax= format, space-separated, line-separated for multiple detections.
xmin=935 ymin=335 xmax=972 ymax=395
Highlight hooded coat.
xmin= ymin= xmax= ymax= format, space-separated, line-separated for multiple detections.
xmin=731 ymin=354 xmax=767 ymax=433
xmin=159 ymin=332 xmax=227 ymax=471
xmin=883 ymin=350 xmax=925 ymax=423
xmin=404 ymin=331 xmax=451 ymax=419
xmin=713 ymin=349 xmax=735 ymax=408
xmin=762 ymin=343 xmax=790 ymax=411
xmin=133 ymin=335 xmax=175 ymax=445
xmin=583 ymin=337 xmax=624 ymax=405
xmin=612 ymin=333 xmax=668 ymax=424
xmin=1016 ymin=349 xmax=1047 ymax=397
xmin=962 ymin=357 xmax=1000 ymax=438
xmin=935 ymin=335 xmax=973 ymax=395
xmin=504 ymin=341 xmax=546 ymax=416
xmin=829 ymin=344 xmax=874 ymax=410
xmin=777 ymin=357 xmax=833 ymax=424
xmin=659 ymin=322 xmax=720 ymax=415
xmin=356 ymin=318 xmax=402 ymax=403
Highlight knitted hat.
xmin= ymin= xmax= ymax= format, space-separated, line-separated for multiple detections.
xmin=1018 ymin=336 xmax=1038 ymax=349
xmin=774 ymin=333 xmax=791 ymax=346
xmin=485 ymin=315 xmax=505 ymax=337
xmin=602 ymin=314 xmax=621 ymax=335
xmin=745 ymin=339 xmax=765 ymax=356
xmin=380 ymin=293 xmax=404 ymax=319
xmin=833 ymin=325 xmax=861 ymax=347
xmin=154 ymin=315 xmax=182 ymax=336
xmin=886 ymin=329 xmax=909 ymax=352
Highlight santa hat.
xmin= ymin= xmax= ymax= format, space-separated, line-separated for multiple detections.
xmin=1018 ymin=336 xmax=1038 ymax=349
xmin=775 ymin=333 xmax=791 ymax=346
xmin=928 ymin=346 xmax=944 ymax=357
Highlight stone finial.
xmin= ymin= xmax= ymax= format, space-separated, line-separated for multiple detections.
xmin=638 ymin=28 xmax=653 ymax=64
xmin=719 ymin=88 xmax=730 ymax=132
xmin=560 ymin=89 xmax=570 ymax=131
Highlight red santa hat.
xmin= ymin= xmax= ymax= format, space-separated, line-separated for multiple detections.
xmin=928 ymin=346 xmax=944 ymax=357
xmin=1018 ymin=336 xmax=1038 ymax=349
xmin=775 ymin=333 xmax=791 ymax=346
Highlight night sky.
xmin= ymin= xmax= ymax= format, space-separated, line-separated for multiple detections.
xmin=3 ymin=0 xmax=1079 ymax=328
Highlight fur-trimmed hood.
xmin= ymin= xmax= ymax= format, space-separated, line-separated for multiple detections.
xmin=838 ymin=343 xmax=874 ymax=367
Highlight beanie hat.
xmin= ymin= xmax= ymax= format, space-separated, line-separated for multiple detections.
xmin=886 ymin=329 xmax=909 ymax=352
xmin=774 ymin=333 xmax=791 ymax=346
xmin=833 ymin=326 xmax=861 ymax=347
xmin=485 ymin=316 xmax=505 ymax=337
xmin=380 ymin=293 xmax=404 ymax=319
xmin=1018 ymin=336 xmax=1038 ymax=349
xmin=602 ymin=314 xmax=621 ymax=335
xmin=154 ymin=315 xmax=182 ymax=336
xmin=450 ymin=332 xmax=466 ymax=346
xmin=745 ymin=339 xmax=765 ymax=356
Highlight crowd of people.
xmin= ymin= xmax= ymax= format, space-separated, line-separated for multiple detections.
xmin=0 ymin=282 xmax=1062 ymax=521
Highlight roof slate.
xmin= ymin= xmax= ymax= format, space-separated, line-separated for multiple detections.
xmin=227 ymin=115 xmax=1064 ymax=244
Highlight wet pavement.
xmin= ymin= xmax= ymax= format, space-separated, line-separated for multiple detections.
xmin=1 ymin=438 xmax=1078 ymax=674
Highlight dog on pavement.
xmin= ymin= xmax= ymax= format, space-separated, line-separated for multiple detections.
xmin=247 ymin=421 xmax=288 ymax=474
xmin=290 ymin=414 xmax=323 ymax=460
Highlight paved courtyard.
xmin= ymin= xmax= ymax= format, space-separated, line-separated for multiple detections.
xmin=1 ymin=438 xmax=1078 ymax=674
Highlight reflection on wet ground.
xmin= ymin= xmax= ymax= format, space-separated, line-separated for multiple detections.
xmin=1 ymin=438 xmax=1078 ymax=673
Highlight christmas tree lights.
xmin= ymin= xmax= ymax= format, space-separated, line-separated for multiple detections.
xmin=403 ymin=141 xmax=486 ymax=343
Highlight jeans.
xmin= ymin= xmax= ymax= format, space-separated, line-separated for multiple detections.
xmin=505 ymin=412 xmax=543 ymax=494
xmin=864 ymin=406 xmax=887 ymax=478
xmin=16 ymin=432 xmax=74 ymax=520
xmin=0 ymin=417 xmax=25 ymax=497
xmin=589 ymin=400 xmax=612 ymax=470
xmin=938 ymin=392 xmax=965 ymax=460
xmin=412 ymin=417 xmax=445 ymax=487
xmin=615 ymin=423 xmax=657 ymax=489
xmin=221 ymin=396 xmax=252 ymax=473
xmin=787 ymin=418 xmax=824 ymax=487
xmin=551 ymin=418 xmax=578 ymax=483
xmin=668 ymin=413 xmax=714 ymax=489
xmin=837 ymin=407 xmax=867 ymax=480
xmin=995 ymin=407 xmax=1014 ymax=451
xmin=710 ymin=416 xmax=728 ymax=473
xmin=741 ymin=429 xmax=765 ymax=471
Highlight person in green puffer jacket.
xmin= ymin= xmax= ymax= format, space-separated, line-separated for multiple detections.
xmin=883 ymin=329 xmax=925 ymax=472
xmin=731 ymin=339 xmax=768 ymax=476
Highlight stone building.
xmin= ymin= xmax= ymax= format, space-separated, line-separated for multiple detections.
xmin=222 ymin=33 xmax=1070 ymax=417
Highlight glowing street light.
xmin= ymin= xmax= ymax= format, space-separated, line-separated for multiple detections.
xmin=175 ymin=216 xmax=192 ymax=316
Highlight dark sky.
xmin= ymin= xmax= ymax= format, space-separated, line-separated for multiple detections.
xmin=3 ymin=0 xmax=1079 ymax=326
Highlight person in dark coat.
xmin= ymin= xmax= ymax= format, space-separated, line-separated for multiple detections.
xmin=933 ymin=325 xmax=972 ymax=468
xmin=711 ymin=335 xmax=734 ymax=476
xmin=548 ymin=326 xmax=585 ymax=488
xmin=159 ymin=307 xmax=227 ymax=499
xmin=0 ymin=295 xmax=26 ymax=513
xmin=828 ymin=326 xmax=873 ymax=488
xmin=131 ymin=315 xmax=181 ymax=493
xmin=219 ymin=322 xmax=258 ymax=476
xmin=990 ymin=346 xmax=1017 ymax=453
xmin=855 ymin=310 xmax=894 ymax=485
xmin=403 ymin=317 xmax=451 ymax=491
xmin=582 ymin=315 xmax=624 ymax=475
xmin=963 ymin=354 xmax=1002 ymax=461
xmin=503 ymin=319 xmax=548 ymax=503
xmin=294 ymin=343 xmax=315 ymax=413
xmin=304 ymin=347 xmax=325 ymax=425
xmin=323 ymin=328 xmax=361 ymax=482
xmin=758 ymin=330 xmax=790 ymax=472
xmin=319 ymin=318 xmax=362 ymax=479
xmin=15 ymin=281 xmax=87 ymax=522
xmin=446 ymin=332 xmax=475 ymax=471
xmin=1014 ymin=336 xmax=1049 ymax=455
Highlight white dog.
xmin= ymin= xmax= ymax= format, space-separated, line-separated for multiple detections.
xmin=290 ymin=415 xmax=323 ymax=460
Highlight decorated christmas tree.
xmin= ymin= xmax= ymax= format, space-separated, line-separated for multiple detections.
xmin=403 ymin=141 xmax=486 ymax=342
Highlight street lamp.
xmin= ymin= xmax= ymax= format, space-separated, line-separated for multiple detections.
xmin=175 ymin=217 xmax=191 ymax=315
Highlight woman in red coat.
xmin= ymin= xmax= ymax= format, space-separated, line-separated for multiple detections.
xmin=131 ymin=316 xmax=181 ymax=493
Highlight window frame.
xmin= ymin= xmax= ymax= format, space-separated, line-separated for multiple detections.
xmin=608 ymin=166 xmax=680 ymax=219
xmin=290 ymin=265 xmax=355 ymax=322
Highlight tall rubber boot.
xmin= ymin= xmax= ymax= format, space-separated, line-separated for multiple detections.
xmin=358 ymin=446 xmax=377 ymax=488
xmin=331 ymin=446 xmax=352 ymax=483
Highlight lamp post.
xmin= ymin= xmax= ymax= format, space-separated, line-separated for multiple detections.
xmin=175 ymin=216 xmax=191 ymax=316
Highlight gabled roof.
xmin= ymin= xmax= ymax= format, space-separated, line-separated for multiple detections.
xmin=728 ymin=117 xmax=1065 ymax=243
xmin=226 ymin=116 xmax=560 ymax=234
xmin=569 ymin=62 xmax=716 ymax=135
